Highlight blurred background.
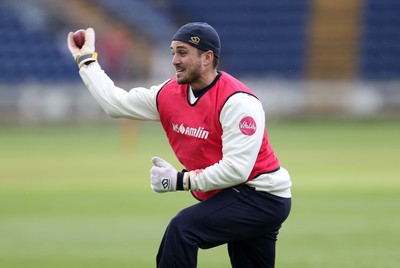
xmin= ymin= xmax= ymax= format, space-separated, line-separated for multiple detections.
xmin=0 ymin=0 xmax=399 ymax=122
xmin=0 ymin=0 xmax=399 ymax=268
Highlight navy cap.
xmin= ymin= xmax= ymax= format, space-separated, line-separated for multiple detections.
xmin=172 ymin=22 xmax=221 ymax=58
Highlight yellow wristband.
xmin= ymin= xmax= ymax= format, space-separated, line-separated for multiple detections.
xmin=76 ymin=52 xmax=98 ymax=68
xmin=185 ymin=172 xmax=190 ymax=190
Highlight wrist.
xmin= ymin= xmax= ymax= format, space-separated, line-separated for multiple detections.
xmin=184 ymin=172 xmax=190 ymax=190
xmin=177 ymin=171 xmax=190 ymax=191
xmin=76 ymin=52 xmax=98 ymax=68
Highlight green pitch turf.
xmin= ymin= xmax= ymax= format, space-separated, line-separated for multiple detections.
xmin=0 ymin=120 xmax=399 ymax=268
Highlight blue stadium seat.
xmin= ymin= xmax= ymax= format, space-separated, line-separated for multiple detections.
xmin=0 ymin=2 xmax=78 ymax=83
xmin=0 ymin=0 xmax=398 ymax=82
xmin=361 ymin=0 xmax=400 ymax=79
xmin=169 ymin=0 xmax=309 ymax=78
xmin=94 ymin=0 xmax=175 ymax=41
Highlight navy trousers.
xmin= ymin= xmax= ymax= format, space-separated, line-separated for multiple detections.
xmin=156 ymin=185 xmax=291 ymax=268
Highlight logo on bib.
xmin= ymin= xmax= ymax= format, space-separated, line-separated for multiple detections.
xmin=172 ymin=123 xmax=209 ymax=140
xmin=239 ymin=116 xmax=256 ymax=135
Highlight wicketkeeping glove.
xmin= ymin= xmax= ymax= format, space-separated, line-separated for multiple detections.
xmin=67 ymin=28 xmax=97 ymax=68
xmin=150 ymin=157 xmax=190 ymax=193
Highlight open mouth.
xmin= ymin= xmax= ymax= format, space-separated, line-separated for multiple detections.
xmin=176 ymin=69 xmax=184 ymax=75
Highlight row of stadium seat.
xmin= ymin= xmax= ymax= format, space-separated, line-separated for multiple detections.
xmin=169 ymin=0 xmax=308 ymax=78
xmin=0 ymin=2 xmax=78 ymax=83
xmin=361 ymin=0 xmax=400 ymax=79
xmin=0 ymin=0 xmax=398 ymax=83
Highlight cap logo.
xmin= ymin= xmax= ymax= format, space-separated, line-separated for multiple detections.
xmin=189 ymin=36 xmax=200 ymax=45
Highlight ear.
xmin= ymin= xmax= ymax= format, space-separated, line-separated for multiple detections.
xmin=202 ymin=50 xmax=214 ymax=67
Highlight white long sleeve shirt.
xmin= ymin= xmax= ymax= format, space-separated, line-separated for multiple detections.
xmin=80 ymin=62 xmax=291 ymax=198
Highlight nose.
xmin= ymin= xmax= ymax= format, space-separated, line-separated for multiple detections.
xmin=172 ymin=54 xmax=180 ymax=66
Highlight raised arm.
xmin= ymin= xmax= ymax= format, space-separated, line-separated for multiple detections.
xmin=67 ymin=28 xmax=162 ymax=121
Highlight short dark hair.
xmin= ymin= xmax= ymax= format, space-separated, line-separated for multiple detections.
xmin=198 ymin=50 xmax=219 ymax=69
xmin=212 ymin=57 xmax=219 ymax=69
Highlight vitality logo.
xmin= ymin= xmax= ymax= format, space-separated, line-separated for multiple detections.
xmin=239 ymin=116 xmax=257 ymax=135
xmin=172 ymin=123 xmax=209 ymax=140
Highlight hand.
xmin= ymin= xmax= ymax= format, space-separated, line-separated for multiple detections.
xmin=150 ymin=157 xmax=178 ymax=193
xmin=67 ymin=28 xmax=95 ymax=60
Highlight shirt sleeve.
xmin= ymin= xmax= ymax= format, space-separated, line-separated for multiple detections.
xmin=189 ymin=93 xmax=266 ymax=191
xmin=79 ymin=62 xmax=164 ymax=121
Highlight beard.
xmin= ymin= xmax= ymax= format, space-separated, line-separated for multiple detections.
xmin=176 ymin=61 xmax=202 ymax=85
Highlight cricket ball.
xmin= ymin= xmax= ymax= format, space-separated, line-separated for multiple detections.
xmin=73 ymin=29 xmax=86 ymax=49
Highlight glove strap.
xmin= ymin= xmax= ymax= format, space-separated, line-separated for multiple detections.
xmin=184 ymin=172 xmax=191 ymax=190
xmin=76 ymin=52 xmax=98 ymax=68
xmin=177 ymin=171 xmax=190 ymax=191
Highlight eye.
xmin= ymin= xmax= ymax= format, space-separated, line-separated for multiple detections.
xmin=177 ymin=50 xmax=187 ymax=56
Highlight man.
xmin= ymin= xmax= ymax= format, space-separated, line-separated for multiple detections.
xmin=68 ymin=22 xmax=292 ymax=268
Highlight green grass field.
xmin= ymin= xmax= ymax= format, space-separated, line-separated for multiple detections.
xmin=1 ymin=120 xmax=399 ymax=268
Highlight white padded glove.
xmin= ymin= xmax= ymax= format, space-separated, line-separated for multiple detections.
xmin=150 ymin=157 xmax=190 ymax=193
xmin=67 ymin=28 xmax=97 ymax=68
